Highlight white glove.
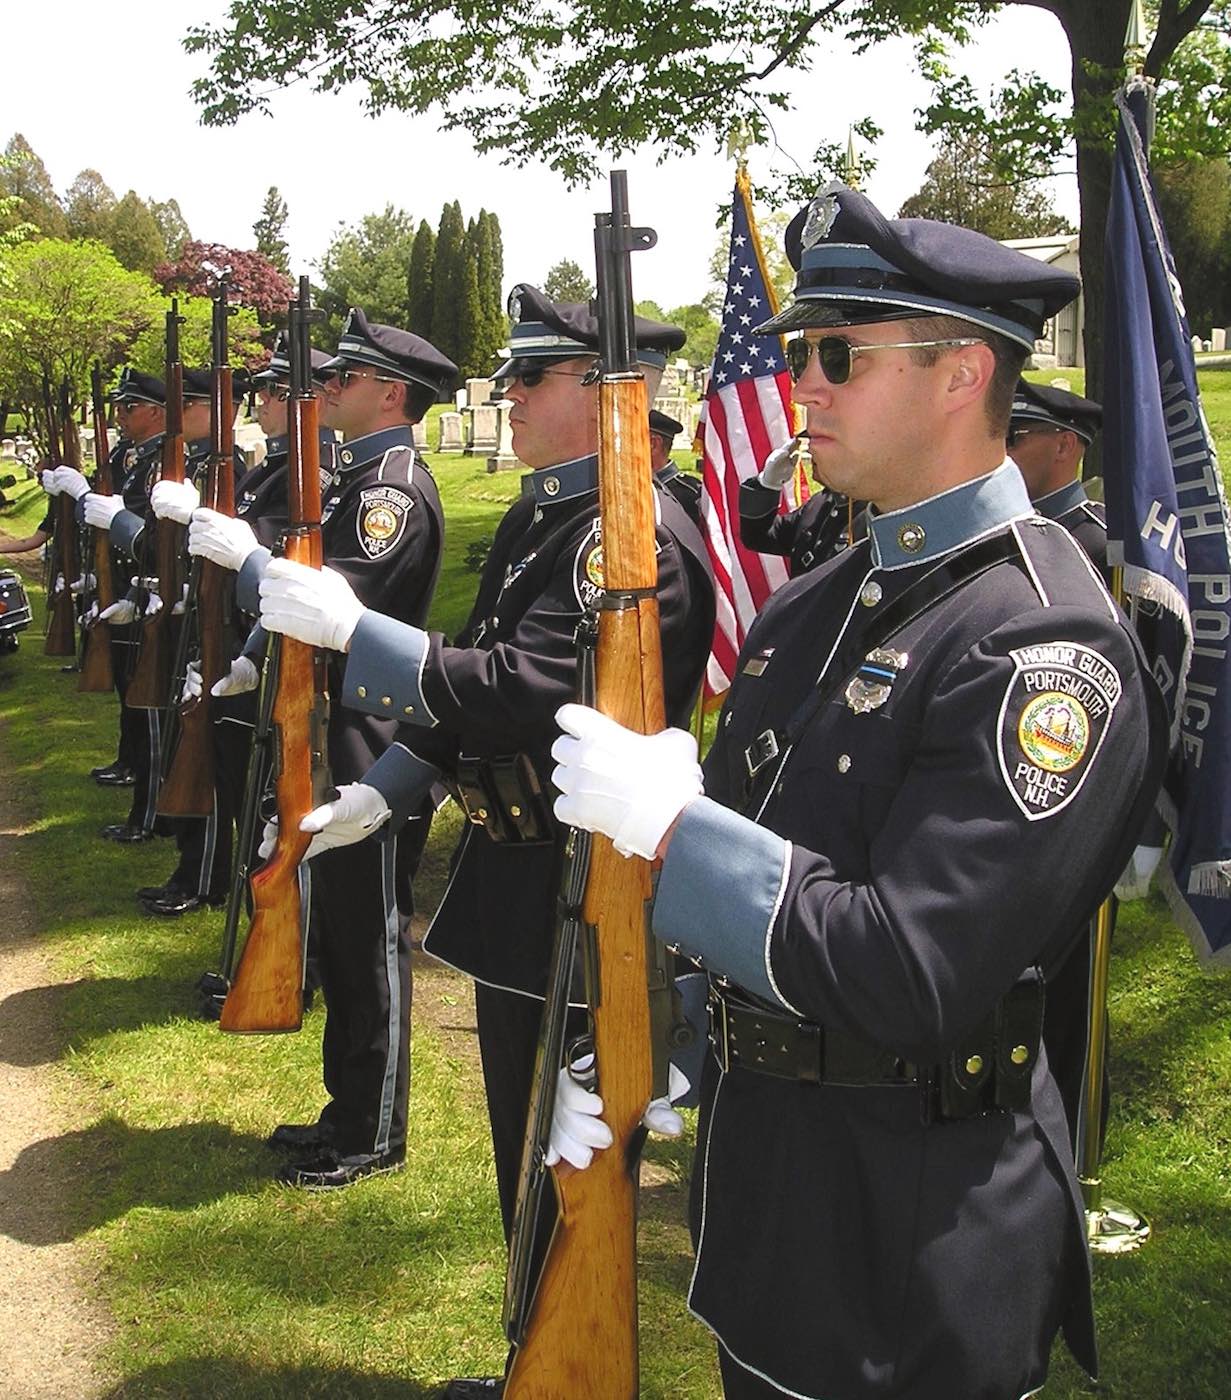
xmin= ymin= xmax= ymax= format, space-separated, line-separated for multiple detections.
xmin=53 ymin=465 xmax=91 ymax=500
xmin=642 ymin=1062 xmax=690 ymax=1138
xmin=758 ymin=437 xmax=799 ymax=490
xmin=257 ymin=782 xmax=392 ymax=862
xmin=144 ymin=591 xmax=163 ymax=618
xmin=182 ymin=661 xmax=203 ymax=703
xmin=1113 ymin=845 xmax=1165 ymax=902
xmin=259 ymin=558 xmax=366 ymax=653
xmin=99 ymin=597 xmax=137 ymax=625
xmin=171 ymin=582 xmax=189 ymax=615
xmin=83 ymin=492 xmax=124 ymax=530
xmin=551 ymin=704 xmax=703 ymax=860
xmin=211 ymin=654 xmax=259 ymax=697
xmin=545 ymin=1055 xmax=613 ymax=1170
xmin=53 ymin=573 xmax=66 ymax=594
xmin=151 ymin=478 xmax=201 ymax=524
xmin=41 ymin=468 xmax=58 ymax=494
xmin=70 ymin=572 xmax=96 ymax=596
xmin=187 ymin=507 xmax=259 ymax=572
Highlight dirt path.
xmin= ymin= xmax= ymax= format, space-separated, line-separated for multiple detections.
xmin=0 ymin=726 xmax=112 ymax=1398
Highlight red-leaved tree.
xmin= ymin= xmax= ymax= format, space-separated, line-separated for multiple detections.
xmin=154 ymin=241 xmax=294 ymax=325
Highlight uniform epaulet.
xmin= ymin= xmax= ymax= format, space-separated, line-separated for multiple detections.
xmin=1012 ymin=515 xmax=1118 ymax=621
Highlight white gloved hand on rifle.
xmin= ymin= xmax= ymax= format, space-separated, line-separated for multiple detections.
xmin=188 ymin=507 xmax=259 ymax=572
xmin=151 ymin=478 xmax=201 ymax=524
xmin=259 ymin=558 xmax=367 ymax=653
xmin=99 ymin=597 xmax=137 ymax=625
xmin=257 ymin=781 xmax=391 ymax=862
xmin=144 ymin=591 xmax=163 ymax=618
xmin=545 ymin=1055 xmax=689 ymax=1170
xmin=758 ymin=436 xmax=801 ymax=491
xmin=40 ymin=468 xmax=58 ymax=495
xmin=211 ymin=655 xmax=259 ymax=698
xmin=52 ymin=465 xmax=91 ymax=500
xmin=70 ymin=572 xmax=96 ymax=595
xmin=83 ymin=492 xmax=124 ymax=531
xmin=171 ymin=582 xmax=189 ymax=615
xmin=551 ymin=703 xmax=703 ymax=860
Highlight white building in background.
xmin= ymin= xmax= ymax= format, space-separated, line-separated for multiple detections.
xmin=1003 ymin=234 xmax=1083 ymax=368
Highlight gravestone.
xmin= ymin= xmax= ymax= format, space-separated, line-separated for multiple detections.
xmin=487 ymin=402 xmax=521 ymax=473
xmin=438 ymin=412 xmax=465 ymax=453
xmin=411 ymin=419 xmax=429 ymax=451
xmin=466 ymin=403 xmax=499 ymax=454
xmin=1213 ymin=328 xmax=1227 ymax=353
xmin=1192 ymin=335 xmax=1204 ymax=355
xmin=466 ymin=377 xmax=496 ymax=408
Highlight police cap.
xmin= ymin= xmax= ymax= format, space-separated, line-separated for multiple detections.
xmin=758 ymin=181 xmax=1080 ymax=351
xmin=649 ymin=408 xmax=684 ymax=442
xmin=252 ymin=332 xmax=336 ymax=386
xmin=320 ymin=307 xmax=458 ymax=396
xmin=108 ymin=367 xmax=165 ymax=407
xmin=1009 ymin=379 xmax=1102 ymax=444
xmin=495 ymin=283 xmax=685 ymax=379
xmin=181 ymin=368 xmax=248 ymax=403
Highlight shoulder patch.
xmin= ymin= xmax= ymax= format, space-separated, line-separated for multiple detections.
xmin=573 ymin=518 xmax=604 ymax=610
xmin=996 ymin=641 xmax=1122 ymax=820
xmin=357 ymin=484 xmax=413 ymax=559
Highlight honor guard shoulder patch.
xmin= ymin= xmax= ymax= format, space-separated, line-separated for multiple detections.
xmin=573 ymin=519 xmax=605 ymax=610
xmin=357 ymin=485 xmax=413 ymax=559
xmin=996 ymin=640 xmax=1122 ymax=821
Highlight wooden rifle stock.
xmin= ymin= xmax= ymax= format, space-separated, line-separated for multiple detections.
xmin=159 ymin=287 xmax=237 ymax=816
xmin=44 ymin=380 xmax=77 ymax=657
xmin=79 ymin=363 xmax=116 ymax=692
xmin=129 ymin=304 xmax=186 ymax=709
xmin=221 ymin=278 xmax=329 ymax=1035
xmin=505 ymin=173 xmax=661 ymax=1400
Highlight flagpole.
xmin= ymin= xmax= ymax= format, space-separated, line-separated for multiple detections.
xmin=1077 ymin=0 xmax=1152 ymax=1257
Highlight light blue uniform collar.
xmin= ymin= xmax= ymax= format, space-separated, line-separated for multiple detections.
xmin=529 ymin=453 xmax=599 ymax=507
xmin=868 ymin=459 xmax=1032 ymax=569
xmin=1032 ymin=477 xmax=1089 ymax=521
xmin=265 ymin=433 xmax=289 ymax=458
xmin=335 ymin=424 xmax=414 ymax=471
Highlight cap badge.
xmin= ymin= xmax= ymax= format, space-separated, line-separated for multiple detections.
xmin=801 ymin=189 xmax=840 ymax=250
xmin=845 ymin=647 xmax=909 ymax=714
xmin=507 ymin=287 xmax=523 ymax=322
xmin=897 ymin=522 xmax=926 ymax=554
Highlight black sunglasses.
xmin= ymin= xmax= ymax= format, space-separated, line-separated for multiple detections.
xmin=1007 ymin=425 xmax=1064 ymax=447
xmin=786 ymin=335 xmax=981 ymax=385
xmin=326 ymin=367 xmax=405 ymax=389
xmin=501 ymin=364 xmax=595 ymax=390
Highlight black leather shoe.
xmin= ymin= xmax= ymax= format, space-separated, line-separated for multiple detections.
xmin=266 ymin=1121 xmax=334 ymax=1153
xmin=137 ymin=881 xmax=181 ymax=902
xmin=101 ymin=823 xmax=155 ymax=843
xmin=92 ymin=764 xmax=135 ymax=786
xmin=439 ymin=1381 xmax=505 ymax=1399
xmin=276 ymin=1147 xmax=405 ymax=1190
xmin=140 ymin=889 xmax=226 ymax=916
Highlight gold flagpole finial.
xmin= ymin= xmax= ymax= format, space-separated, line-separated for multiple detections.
xmin=726 ymin=120 xmax=753 ymax=170
xmin=843 ymin=128 xmax=862 ymax=190
xmin=1124 ymin=0 xmax=1149 ymax=73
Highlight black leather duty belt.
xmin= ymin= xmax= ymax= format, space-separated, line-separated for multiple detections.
xmin=708 ymin=986 xmax=917 ymax=1087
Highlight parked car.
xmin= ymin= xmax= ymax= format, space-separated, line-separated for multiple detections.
xmin=0 ymin=567 xmax=33 ymax=651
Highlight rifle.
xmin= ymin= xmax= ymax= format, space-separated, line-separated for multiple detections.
xmin=503 ymin=170 xmax=662 ymax=1398
xmin=78 ymin=363 xmax=117 ymax=692
xmin=220 ymin=276 xmax=330 ymax=1035
xmin=127 ymin=301 xmax=186 ymax=708
xmin=158 ymin=281 xmax=238 ymax=817
xmin=43 ymin=377 xmax=77 ymax=657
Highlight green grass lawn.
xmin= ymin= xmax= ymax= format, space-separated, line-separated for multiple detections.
xmin=1 ymin=395 xmax=1229 ymax=1397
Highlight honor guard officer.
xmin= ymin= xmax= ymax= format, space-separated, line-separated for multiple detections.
xmin=188 ymin=307 xmax=455 ymax=1189
xmin=739 ymin=434 xmax=865 ymax=575
xmin=547 ymin=185 xmax=1169 ymax=1399
xmin=253 ymin=287 xmax=714 ymax=1257
xmin=1009 ymin=379 xmax=1106 ymax=568
xmin=240 ymin=333 xmax=339 ymax=546
xmin=75 ymin=369 xmax=167 ymax=836
xmin=649 ymin=407 xmax=703 ymax=525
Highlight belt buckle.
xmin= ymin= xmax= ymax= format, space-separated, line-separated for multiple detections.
xmin=707 ymin=989 xmax=732 ymax=1073
xmin=744 ymin=729 xmax=780 ymax=780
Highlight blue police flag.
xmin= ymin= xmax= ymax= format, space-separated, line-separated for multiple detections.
xmin=1103 ymin=76 xmax=1231 ymax=964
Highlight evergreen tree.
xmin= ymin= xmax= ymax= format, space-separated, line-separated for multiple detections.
xmin=476 ymin=208 xmax=506 ymax=362
xmin=65 ymin=169 xmax=117 ymax=242
xmin=149 ymin=198 xmax=192 ymax=259
xmin=253 ymin=185 xmax=290 ymax=273
xmin=315 ymin=204 xmax=416 ymax=344
xmin=107 ymin=191 xmax=168 ymax=274
xmin=430 ymin=200 xmax=465 ymax=368
xmin=1 ymin=134 xmax=67 ymax=238
xmin=543 ymin=257 xmax=593 ymax=303
xmin=407 ymin=218 xmax=435 ymax=334
xmin=456 ymin=245 xmax=483 ymax=381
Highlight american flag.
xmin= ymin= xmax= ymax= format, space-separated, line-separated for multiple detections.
xmin=699 ymin=166 xmax=802 ymax=700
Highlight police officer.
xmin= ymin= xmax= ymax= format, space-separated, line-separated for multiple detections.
xmin=1009 ymin=379 xmax=1105 ymax=566
xmin=188 ymin=308 xmax=455 ymax=1188
xmin=76 ymin=369 xmax=168 ymax=834
xmin=649 ymin=407 xmax=703 ymax=525
xmin=252 ymin=287 xmax=713 ymax=1270
xmin=548 ymin=185 xmax=1168 ymax=1399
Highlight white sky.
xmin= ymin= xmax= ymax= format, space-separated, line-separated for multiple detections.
xmin=4 ymin=0 xmax=1077 ymax=310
